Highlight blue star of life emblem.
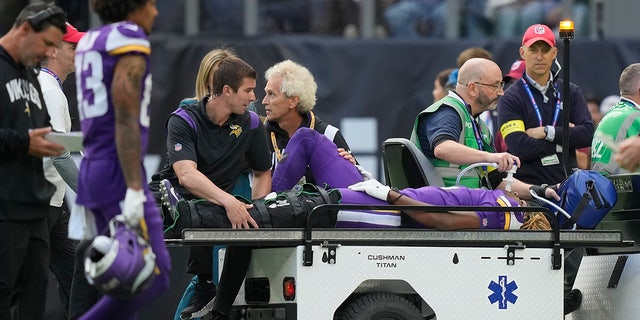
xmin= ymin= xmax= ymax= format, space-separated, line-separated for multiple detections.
xmin=488 ymin=275 xmax=518 ymax=309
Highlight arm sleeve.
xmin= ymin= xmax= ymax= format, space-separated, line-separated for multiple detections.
xmin=51 ymin=151 xmax=79 ymax=192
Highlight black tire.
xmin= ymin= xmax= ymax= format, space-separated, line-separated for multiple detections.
xmin=336 ymin=292 xmax=422 ymax=320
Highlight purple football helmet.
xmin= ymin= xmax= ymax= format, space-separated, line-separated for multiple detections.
xmin=84 ymin=215 xmax=157 ymax=299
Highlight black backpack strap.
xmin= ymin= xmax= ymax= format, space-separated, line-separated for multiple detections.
xmin=587 ymin=180 xmax=610 ymax=209
xmin=252 ymin=200 xmax=272 ymax=228
xmin=313 ymin=184 xmax=332 ymax=204
xmin=284 ymin=190 xmax=301 ymax=211
xmin=562 ymin=191 xmax=592 ymax=229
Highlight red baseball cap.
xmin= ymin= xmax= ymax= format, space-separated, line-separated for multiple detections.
xmin=522 ymin=24 xmax=555 ymax=47
xmin=504 ymin=59 xmax=526 ymax=81
xmin=63 ymin=22 xmax=85 ymax=44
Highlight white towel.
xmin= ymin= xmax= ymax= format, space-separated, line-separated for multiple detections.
xmin=68 ymin=202 xmax=98 ymax=240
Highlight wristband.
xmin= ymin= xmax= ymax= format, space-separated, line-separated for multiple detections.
xmin=529 ymin=184 xmax=549 ymax=196
xmin=388 ymin=188 xmax=403 ymax=203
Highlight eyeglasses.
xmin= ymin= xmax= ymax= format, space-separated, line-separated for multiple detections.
xmin=472 ymin=81 xmax=505 ymax=91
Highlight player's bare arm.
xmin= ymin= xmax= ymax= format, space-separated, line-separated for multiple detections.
xmin=113 ymin=54 xmax=146 ymax=190
xmin=388 ymin=189 xmax=480 ymax=229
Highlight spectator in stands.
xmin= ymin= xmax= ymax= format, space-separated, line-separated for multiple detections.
xmin=260 ymin=0 xmax=311 ymax=34
xmin=198 ymin=0 xmax=244 ymax=36
xmin=384 ymin=0 xmax=445 ymax=38
xmin=461 ymin=0 xmax=493 ymax=39
xmin=497 ymin=23 xmax=594 ymax=186
xmin=592 ymin=63 xmax=640 ymax=175
xmin=153 ymin=0 xmax=184 ymax=33
xmin=320 ymin=0 xmax=387 ymax=38
xmin=484 ymin=0 xmax=589 ymax=38
xmin=56 ymin=0 xmax=90 ymax=31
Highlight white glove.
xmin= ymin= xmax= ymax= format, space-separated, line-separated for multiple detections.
xmin=355 ymin=165 xmax=374 ymax=181
xmin=121 ymin=188 xmax=146 ymax=227
xmin=348 ymin=179 xmax=391 ymax=201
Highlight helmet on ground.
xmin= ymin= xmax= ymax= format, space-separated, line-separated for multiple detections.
xmin=84 ymin=215 xmax=157 ymax=299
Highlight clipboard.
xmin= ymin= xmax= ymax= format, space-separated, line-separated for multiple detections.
xmin=44 ymin=131 xmax=84 ymax=152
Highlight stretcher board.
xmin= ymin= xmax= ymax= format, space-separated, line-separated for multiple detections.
xmin=180 ymin=228 xmax=629 ymax=249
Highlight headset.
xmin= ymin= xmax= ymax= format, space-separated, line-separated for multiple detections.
xmin=27 ymin=6 xmax=65 ymax=32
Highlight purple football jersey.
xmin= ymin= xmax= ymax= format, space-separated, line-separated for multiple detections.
xmin=74 ymin=21 xmax=152 ymax=207
xmin=401 ymin=186 xmax=524 ymax=229
xmin=338 ymin=187 xmax=524 ymax=229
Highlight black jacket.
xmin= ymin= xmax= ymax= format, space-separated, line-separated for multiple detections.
xmin=497 ymin=76 xmax=594 ymax=185
xmin=0 ymin=45 xmax=55 ymax=221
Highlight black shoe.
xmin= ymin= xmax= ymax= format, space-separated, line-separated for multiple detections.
xmin=564 ymin=288 xmax=582 ymax=315
xmin=180 ymin=279 xmax=217 ymax=320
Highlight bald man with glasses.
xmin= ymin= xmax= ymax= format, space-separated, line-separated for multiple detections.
xmin=409 ymin=58 xmax=554 ymax=203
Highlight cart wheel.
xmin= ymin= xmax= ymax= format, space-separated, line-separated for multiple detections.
xmin=337 ymin=292 xmax=422 ymax=320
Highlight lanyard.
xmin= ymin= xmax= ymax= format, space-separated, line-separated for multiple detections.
xmin=470 ymin=115 xmax=490 ymax=181
xmin=463 ymin=103 xmax=491 ymax=184
xmin=521 ymin=78 xmax=561 ymax=127
xmin=470 ymin=114 xmax=484 ymax=152
xmin=271 ymin=111 xmax=316 ymax=161
xmin=41 ymin=67 xmax=62 ymax=89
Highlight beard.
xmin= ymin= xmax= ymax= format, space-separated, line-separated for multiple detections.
xmin=478 ymin=91 xmax=498 ymax=111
